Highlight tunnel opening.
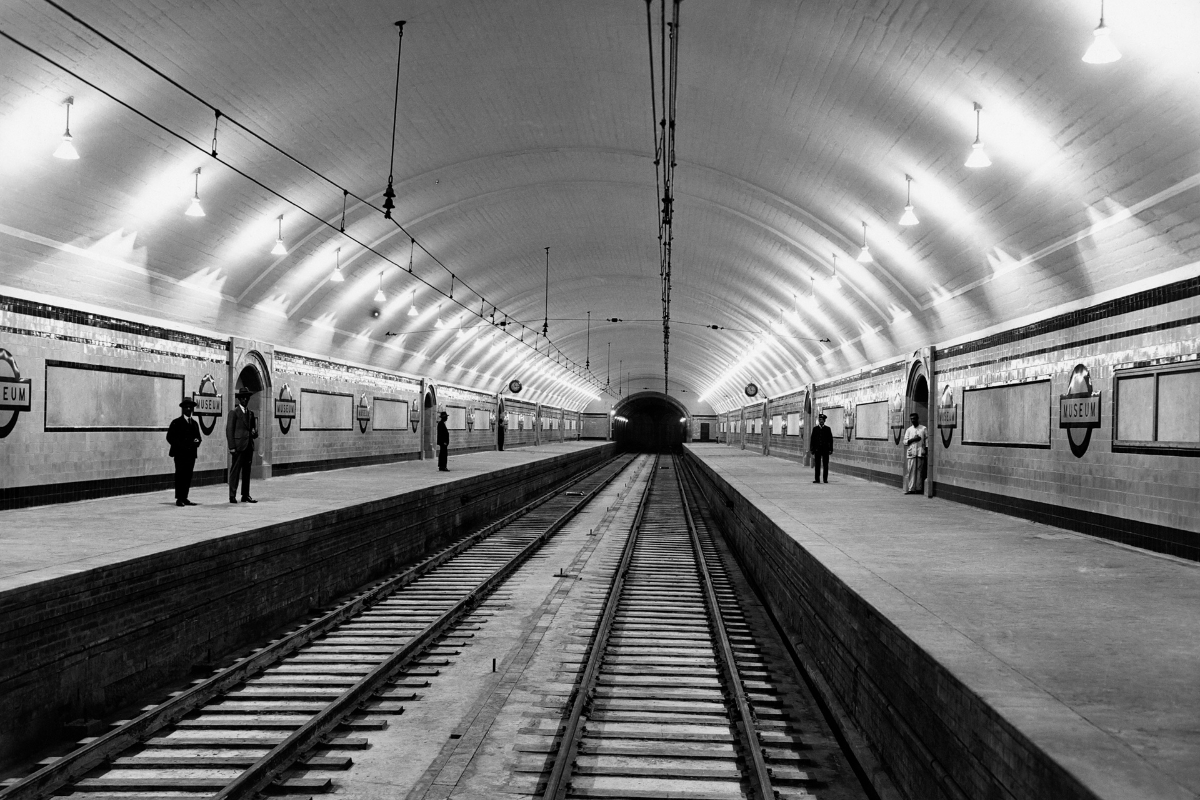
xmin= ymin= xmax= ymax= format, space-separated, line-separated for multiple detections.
xmin=612 ymin=393 xmax=688 ymax=453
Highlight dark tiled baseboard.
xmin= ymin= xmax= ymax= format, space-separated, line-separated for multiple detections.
xmin=935 ymin=482 xmax=1199 ymax=563
xmin=272 ymin=451 xmax=422 ymax=476
xmin=0 ymin=469 xmax=227 ymax=510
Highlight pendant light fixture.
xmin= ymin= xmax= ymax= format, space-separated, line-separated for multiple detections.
xmin=1082 ymin=0 xmax=1121 ymax=64
xmin=829 ymin=254 xmax=843 ymax=288
xmin=330 ymin=247 xmax=344 ymax=282
xmin=185 ymin=167 xmax=205 ymax=217
xmin=965 ymin=103 xmax=992 ymax=169
xmin=381 ymin=21 xmax=406 ymax=219
xmin=53 ymin=97 xmax=79 ymax=160
xmin=435 ymin=304 xmax=444 ymax=328
xmin=856 ymin=222 xmax=874 ymax=264
xmin=407 ymin=289 xmax=419 ymax=317
xmin=899 ymin=175 xmax=919 ymax=226
xmin=271 ymin=215 xmax=288 ymax=255
xmin=374 ymin=272 xmax=386 ymax=303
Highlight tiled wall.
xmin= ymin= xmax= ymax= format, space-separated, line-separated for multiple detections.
xmin=723 ymin=276 xmax=1200 ymax=559
xmin=502 ymin=396 xmax=539 ymax=448
xmin=0 ymin=296 xmax=230 ymax=505
xmin=272 ymin=350 xmax=423 ymax=473
xmin=0 ymin=295 xmax=596 ymax=508
xmin=762 ymin=389 xmax=809 ymax=459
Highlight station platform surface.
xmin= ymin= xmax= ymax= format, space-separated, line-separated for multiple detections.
xmin=0 ymin=441 xmax=605 ymax=595
xmin=685 ymin=443 xmax=1199 ymax=800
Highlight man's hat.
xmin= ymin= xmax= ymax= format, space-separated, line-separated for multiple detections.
xmin=438 ymin=411 xmax=449 ymax=419
xmin=235 ymin=386 xmax=255 ymax=398
xmin=818 ymin=413 xmax=827 ymax=420
xmin=179 ymin=397 xmax=197 ymax=409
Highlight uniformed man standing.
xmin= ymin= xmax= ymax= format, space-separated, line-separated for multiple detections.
xmin=437 ymin=411 xmax=450 ymax=471
xmin=809 ymin=412 xmax=833 ymax=484
xmin=226 ymin=387 xmax=258 ymax=503
xmin=166 ymin=397 xmax=202 ymax=506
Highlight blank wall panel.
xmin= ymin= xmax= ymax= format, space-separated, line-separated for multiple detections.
xmin=372 ymin=398 xmax=409 ymax=431
xmin=1156 ymin=370 xmax=1200 ymax=443
xmin=856 ymin=401 xmax=888 ymax=440
xmin=300 ymin=390 xmax=353 ymax=431
xmin=445 ymin=405 xmax=467 ymax=431
xmin=963 ymin=380 xmax=1050 ymax=447
xmin=45 ymin=363 xmax=182 ymax=431
xmin=1117 ymin=375 xmax=1155 ymax=441
xmin=822 ymin=407 xmax=844 ymax=437
xmin=786 ymin=412 xmax=800 ymax=435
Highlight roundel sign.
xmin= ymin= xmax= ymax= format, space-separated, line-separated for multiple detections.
xmin=936 ymin=385 xmax=958 ymax=448
xmin=744 ymin=382 xmax=759 ymax=398
xmin=1060 ymin=364 xmax=1101 ymax=458
xmin=889 ymin=393 xmax=905 ymax=445
xmin=0 ymin=349 xmax=32 ymax=439
xmin=357 ymin=394 xmax=372 ymax=433
xmin=275 ymin=384 xmax=296 ymax=434
xmin=193 ymin=374 xmax=223 ymax=436
xmin=508 ymin=379 xmax=523 ymax=394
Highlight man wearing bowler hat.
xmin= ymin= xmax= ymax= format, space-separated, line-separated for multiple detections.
xmin=166 ymin=397 xmax=202 ymax=506
xmin=809 ymin=412 xmax=833 ymax=484
xmin=226 ymin=386 xmax=259 ymax=503
xmin=436 ymin=410 xmax=450 ymax=471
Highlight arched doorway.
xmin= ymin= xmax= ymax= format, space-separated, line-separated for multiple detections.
xmin=906 ymin=361 xmax=929 ymax=427
xmin=234 ymin=359 xmax=270 ymax=478
xmin=422 ymin=385 xmax=437 ymax=459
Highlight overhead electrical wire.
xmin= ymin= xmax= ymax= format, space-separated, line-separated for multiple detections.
xmin=24 ymin=0 xmax=607 ymax=395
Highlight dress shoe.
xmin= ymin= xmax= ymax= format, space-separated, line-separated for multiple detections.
xmin=812 ymin=480 xmax=820 ymax=483
xmin=184 ymin=500 xmax=197 ymax=506
xmin=176 ymin=500 xmax=185 ymax=507
xmin=241 ymin=496 xmax=258 ymax=504
xmin=230 ymin=497 xmax=238 ymax=504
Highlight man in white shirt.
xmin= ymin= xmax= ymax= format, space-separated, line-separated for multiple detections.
xmin=902 ymin=412 xmax=928 ymax=495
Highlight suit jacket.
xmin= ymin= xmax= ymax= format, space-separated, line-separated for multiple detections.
xmin=809 ymin=424 xmax=834 ymax=455
xmin=167 ymin=415 xmax=201 ymax=459
xmin=436 ymin=420 xmax=450 ymax=446
xmin=226 ymin=404 xmax=258 ymax=452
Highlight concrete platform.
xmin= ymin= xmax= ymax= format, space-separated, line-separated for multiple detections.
xmin=0 ymin=442 xmax=604 ymax=594
xmin=684 ymin=443 xmax=1200 ymax=800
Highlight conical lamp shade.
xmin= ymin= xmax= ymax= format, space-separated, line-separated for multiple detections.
xmin=965 ymin=141 xmax=991 ymax=169
xmin=185 ymin=196 xmax=205 ymax=217
xmin=856 ymin=246 xmax=873 ymax=264
xmin=899 ymin=205 xmax=919 ymax=226
xmin=1082 ymin=24 xmax=1120 ymax=64
xmin=54 ymin=134 xmax=79 ymax=160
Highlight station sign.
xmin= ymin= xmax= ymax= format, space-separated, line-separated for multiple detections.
xmin=936 ymin=385 xmax=957 ymax=448
xmin=357 ymin=394 xmax=371 ymax=433
xmin=0 ymin=349 xmax=31 ymax=439
xmin=1061 ymin=364 xmax=1101 ymax=458
xmin=193 ymin=374 xmax=222 ymax=436
xmin=275 ymin=384 xmax=296 ymax=434
xmin=889 ymin=393 xmax=905 ymax=445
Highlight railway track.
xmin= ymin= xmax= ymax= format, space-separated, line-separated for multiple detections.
xmin=1 ymin=453 xmax=639 ymax=800
xmin=540 ymin=454 xmax=830 ymax=800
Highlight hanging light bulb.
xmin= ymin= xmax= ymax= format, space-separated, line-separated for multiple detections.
xmin=271 ymin=215 xmax=288 ymax=255
xmin=829 ymin=254 xmax=842 ymax=288
xmin=374 ymin=272 xmax=386 ymax=303
xmin=53 ymin=97 xmax=79 ymax=160
xmin=965 ymin=102 xmax=992 ymax=169
xmin=330 ymin=248 xmax=344 ymax=282
xmin=899 ymin=175 xmax=919 ymax=226
xmin=856 ymin=222 xmax=873 ymax=263
xmin=434 ymin=304 xmax=444 ymax=328
xmin=1082 ymin=0 xmax=1121 ymax=64
xmin=185 ymin=168 xmax=205 ymax=217
xmin=407 ymin=290 xmax=419 ymax=317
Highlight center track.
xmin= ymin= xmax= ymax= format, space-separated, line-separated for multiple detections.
xmin=541 ymin=455 xmax=831 ymax=800
xmin=1 ymin=453 xmax=639 ymax=800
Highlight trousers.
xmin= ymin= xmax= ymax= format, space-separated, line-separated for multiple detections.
xmin=813 ymin=453 xmax=829 ymax=482
xmin=229 ymin=448 xmax=253 ymax=499
xmin=905 ymin=455 xmax=926 ymax=493
xmin=174 ymin=456 xmax=195 ymax=501
xmin=438 ymin=445 xmax=448 ymax=471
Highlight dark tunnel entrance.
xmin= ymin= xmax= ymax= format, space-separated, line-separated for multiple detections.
xmin=613 ymin=393 xmax=689 ymax=453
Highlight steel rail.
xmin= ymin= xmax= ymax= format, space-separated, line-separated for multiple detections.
xmin=675 ymin=455 xmax=778 ymax=800
xmin=1 ymin=453 xmax=632 ymax=800
xmin=539 ymin=454 xmax=660 ymax=800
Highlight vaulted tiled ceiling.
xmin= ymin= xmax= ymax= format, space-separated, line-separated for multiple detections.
xmin=2 ymin=0 xmax=1199 ymax=411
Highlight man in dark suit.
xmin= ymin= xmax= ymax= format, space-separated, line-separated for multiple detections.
xmin=437 ymin=411 xmax=450 ymax=471
xmin=226 ymin=387 xmax=258 ymax=503
xmin=809 ymin=412 xmax=833 ymax=484
xmin=166 ymin=398 xmax=202 ymax=506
